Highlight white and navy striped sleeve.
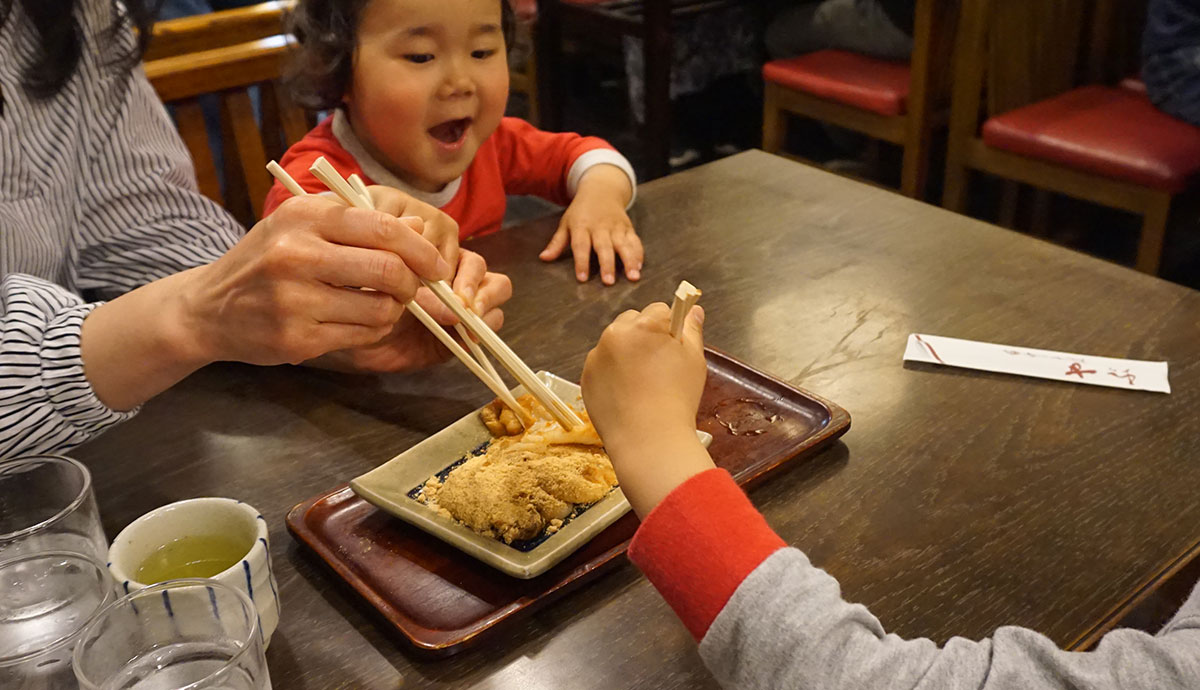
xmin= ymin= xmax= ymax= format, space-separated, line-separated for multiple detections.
xmin=0 ymin=275 xmax=137 ymax=457
xmin=0 ymin=7 xmax=245 ymax=457
xmin=75 ymin=62 xmax=243 ymax=298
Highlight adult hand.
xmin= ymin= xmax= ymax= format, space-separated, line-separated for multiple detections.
xmin=311 ymin=249 xmax=513 ymax=373
xmin=177 ymin=194 xmax=451 ymax=367
xmin=366 ymin=185 xmax=461 ymax=270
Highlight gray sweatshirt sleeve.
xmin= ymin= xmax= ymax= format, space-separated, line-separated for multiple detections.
xmin=700 ymin=547 xmax=1200 ymax=690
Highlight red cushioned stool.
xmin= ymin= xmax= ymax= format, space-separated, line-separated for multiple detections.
xmin=764 ymin=51 xmax=911 ymax=117
xmin=943 ymin=0 xmax=1199 ymax=275
xmin=761 ymin=0 xmax=959 ymax=199
xmin=982 ymin=86 xmax=1200 ymax=193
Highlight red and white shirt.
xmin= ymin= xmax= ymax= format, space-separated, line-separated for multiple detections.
xmin=263 ymin=112 xmax=635 ymax=240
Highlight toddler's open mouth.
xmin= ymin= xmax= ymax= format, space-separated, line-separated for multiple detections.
xmin=428 ymin=117 xmax=472 ymax=147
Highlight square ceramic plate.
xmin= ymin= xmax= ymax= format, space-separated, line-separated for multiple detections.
xmin=350 ymin=372 xmax=712 ymax=579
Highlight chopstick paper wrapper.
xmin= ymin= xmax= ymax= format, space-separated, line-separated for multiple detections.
xmin=903 ymin=334 xmax=1170 ymax=394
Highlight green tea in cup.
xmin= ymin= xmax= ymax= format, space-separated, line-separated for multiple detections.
xmin=133 ymin=534 xmax=249 ymax=583
xmin=107 ymin=497 xmax=281 ymax=645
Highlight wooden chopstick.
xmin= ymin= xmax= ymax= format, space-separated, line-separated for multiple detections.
xmin=329 ymin=167 xmax=531 ymax=426
xmin=267 ymin=160 xmax=306 ymax=198
xmin=266 ymin=160 xmax=530 ymax=425
xmin=669 ymin=280 xmax=702 ymax=339
xmin=347 ymin=173 xmax=371 ymax=203
xmin=423 ymin=280 xmax=582 ymax=429
xmin=307 ymin=157 xmax=582 ymax=430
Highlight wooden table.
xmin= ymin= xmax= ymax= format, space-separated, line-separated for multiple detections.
xmin=74 ymin=151 xmax=1200 ymax=688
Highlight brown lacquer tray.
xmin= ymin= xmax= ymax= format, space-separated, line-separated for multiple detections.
xmin=285 ymin=348 xmax=851 ymax=656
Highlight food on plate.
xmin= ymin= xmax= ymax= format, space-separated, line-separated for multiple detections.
xmin=417 ymin=395 xmax=617 ymax=544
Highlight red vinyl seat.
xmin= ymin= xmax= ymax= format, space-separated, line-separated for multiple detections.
xmin=762 ymin=50 xmax=911 ymax=117
xmin=981 ymin=85 xmax=1200 ymax=193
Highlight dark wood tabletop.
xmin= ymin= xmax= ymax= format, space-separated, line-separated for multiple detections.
xmin=73 ymin=150 xmax=1200 ymax=689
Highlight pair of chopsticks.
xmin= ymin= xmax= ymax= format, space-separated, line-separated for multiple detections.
xmin=266 ymin=158 xmax=584 ymax=431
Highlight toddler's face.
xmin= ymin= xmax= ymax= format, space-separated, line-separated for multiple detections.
xmin=347 ymin=0 xmax=509 ymax=192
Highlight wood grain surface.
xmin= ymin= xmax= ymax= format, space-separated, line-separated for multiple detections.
xmin=73 ymin=151 xmax=1200 ymax=689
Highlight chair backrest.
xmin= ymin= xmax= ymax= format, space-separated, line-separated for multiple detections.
xmin=145 ymin=1 xmax=294 ymax=62
xmin=145 ymin=34 xmax=311 ymax=227
xmin=1083 ymin=0 xmax=1146 ymax=84
xmin=984 ymin=0 xmax=1088 ymax=115
xmin=948 ymin=0 xmax=1135 ymax=143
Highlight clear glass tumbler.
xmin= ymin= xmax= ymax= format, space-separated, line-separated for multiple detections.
xmin=73 ymin=579 xmax=272 ymax=690
xmin=0 ymin=455 xmax=107 ymax=562
xmin=0 ymin=551 xmax=118 ymax=689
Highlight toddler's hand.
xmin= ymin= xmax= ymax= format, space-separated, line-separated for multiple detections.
xmin=539 ymin=165 xmax=642 ymax=285
xmin=582 ymin=302 xmax=714 ymax=517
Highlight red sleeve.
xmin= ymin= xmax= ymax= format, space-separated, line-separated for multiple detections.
xmin=627 ymin=468 xmax=787 ymax=641
xmin=492 ymin=117 xmax=616 ymax=205
xmin=261 ymin=118 xmax=369 ymax=217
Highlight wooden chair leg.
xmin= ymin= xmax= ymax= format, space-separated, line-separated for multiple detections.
xmin=899 ymin=129 xmax=931 ymax=200
xmin=762 ymin=84 xmax=787 ymax=154
xmin=942 ymin=160 xmax=971 ymax=213
xmin=1030 ymin=188 xmax=1052 ymax=237
xmin=533 ymin=0 xmax=562 ymax=132
xmin=998 ymin=180 xmax=1020 ymax=228
xmin=525 ymin=31 xmax=540 ymax=127
xmin=1135 ymin=192 xmax=1172 ymax=274
xmin=642 ymin=0 xmax=672 ymax=180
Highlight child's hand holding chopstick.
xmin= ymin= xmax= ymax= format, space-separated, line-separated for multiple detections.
xmin=581 ymin=301 xmax=713 ymax=518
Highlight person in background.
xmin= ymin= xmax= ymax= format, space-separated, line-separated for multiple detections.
xmin=0 ymin=0 xmax=512 ymax=458
xmin=1143 ymin=0 xmax=1200 ymax=127
xmin=620 ymin=4 xmax=761 ymax=169
xmin=764 ymin=0 xmax=916 ymax=175
xmin=580 ymin=302 xmax=1200 ymax=689
xmin=766 ymin=0 xmax=916 ymax=61
xmin=265 ymin=0 xmax=643 ymax=286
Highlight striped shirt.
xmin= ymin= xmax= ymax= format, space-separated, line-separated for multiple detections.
xmin=1 ymin=2 xmax=243 ymax=458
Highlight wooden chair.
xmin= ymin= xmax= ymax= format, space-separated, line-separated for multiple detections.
xmin=534 ymin=0 xmax=739 ymax=180
xmin=942 ymin=0 xmax=1200 ymax=274
xmin=760 ymin=0 xmax=959 ymax=199
xmin=145 ymin=35 xmax=310 ymax=227
xmin=145 ymin=0 xmax=293 ymax=62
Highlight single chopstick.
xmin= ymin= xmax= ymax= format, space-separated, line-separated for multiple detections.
xmin=669 ymin=280 xmax=702 ymax=339
xmin=267 ymin=160 xmax=529 ymax=425
xmin=308 ymin=157 xmax=581 ymax=430
xmin=424 ymin=279 xmax=583 ymax=429
xmin=267 ymin=160 xmax=306 ymax=198
xmin=347 ymin=173 xmax=371 ymax=203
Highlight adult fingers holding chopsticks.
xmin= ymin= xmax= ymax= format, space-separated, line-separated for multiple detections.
xmin=313 ymin=250 xmax=514 ymax=374
xmin=181 ymin=194 xmax=454 ymax=365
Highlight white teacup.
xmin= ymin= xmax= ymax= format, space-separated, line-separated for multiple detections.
xmin=107 ymin=498 xmax=280 ymax=646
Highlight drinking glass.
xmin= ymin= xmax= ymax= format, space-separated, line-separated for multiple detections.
xmin=0 ymin=551 xmax=118 ymax=689
xmin=0 ymin=455 xmax=107 ymax=562
xmin=73 ymin=579 xmax=272 ymax=690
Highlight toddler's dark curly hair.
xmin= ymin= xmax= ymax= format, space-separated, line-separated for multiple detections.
xmin=286 ymin=0 xmax=516 ymax=111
